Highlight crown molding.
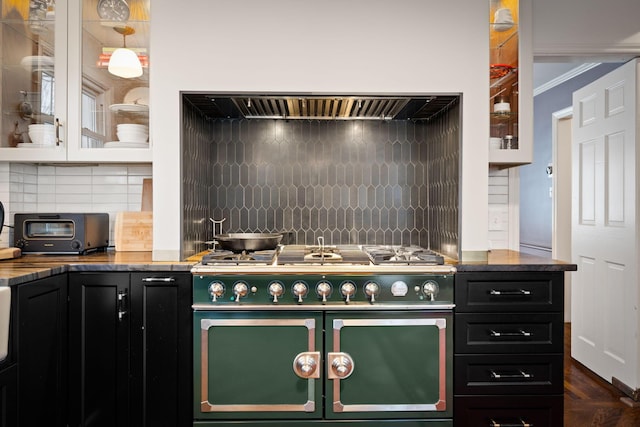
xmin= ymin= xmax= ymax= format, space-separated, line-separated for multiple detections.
xmin=533 ymin=63 xmax=601 ymax=96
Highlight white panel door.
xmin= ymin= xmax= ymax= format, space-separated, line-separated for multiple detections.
xmin=571 ymin=59 xmax=639 ymax=389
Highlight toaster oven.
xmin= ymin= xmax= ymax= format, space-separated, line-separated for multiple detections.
xmin=14 ymin=213 xmax=109 ymax=254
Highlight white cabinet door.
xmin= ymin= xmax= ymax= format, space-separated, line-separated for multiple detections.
xmin=0 ymin=0 xmax=68 ymax=162
xmin=66 ymin=0 xmax=151 ymax=162
xmin=571 ymin=58 xmax=639 ymax=390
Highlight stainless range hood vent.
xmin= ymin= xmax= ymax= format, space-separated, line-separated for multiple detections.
xmin=231 ymin=96 xmax=412 ymax=120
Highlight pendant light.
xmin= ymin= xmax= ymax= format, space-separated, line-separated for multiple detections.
xmin=108 ymin=26 xmax=143 ymax=78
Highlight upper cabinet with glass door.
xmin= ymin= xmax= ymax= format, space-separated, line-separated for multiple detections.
xmin=67 ymin=0 xmax=150 ymax=161
xmin=489 ymin=0 xmax=532 ymax=166
xmin=0 ymin=0 xmax=67 ymax=162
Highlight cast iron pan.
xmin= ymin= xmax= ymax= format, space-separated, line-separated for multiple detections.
xmin=214 ymin=233 xmax=283 ymax=252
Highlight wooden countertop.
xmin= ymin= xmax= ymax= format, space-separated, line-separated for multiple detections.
xmin=0 ymin=250 xmax=194 ymax=286
xmin=0 ymin=249 xmax=576 ymax=287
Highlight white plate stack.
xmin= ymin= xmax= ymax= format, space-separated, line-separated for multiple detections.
xmin=105 ymin=124 xmax=149 ymax=148
xmin=25 ymin=123 xmax=56 ymax=147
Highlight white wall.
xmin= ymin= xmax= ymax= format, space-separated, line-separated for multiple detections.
xmin=151 ymin=0 xmax=490 ymax=260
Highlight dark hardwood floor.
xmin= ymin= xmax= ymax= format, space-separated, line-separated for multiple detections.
xmin=564 ymin=323 xmax=640 ymax=426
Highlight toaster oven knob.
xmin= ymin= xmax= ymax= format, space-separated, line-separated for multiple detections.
xmin=364 ymin=282 xmax=380 ymax=303
xmin=208 ymin=282 xmax=225 ymax=302
xmin=15 ymin=238 xmax=26 ymax=249
xmin=422 ymin=280 xmax=439 ymax=301
xmin=340 ymin=281 xmax=356 ymax=304
xmin=268 ymin=281 xmax=284 ymax=303
xmin=71 ymin=240 xmax=81 ymax=250
xmin=233 ymin=282 xmax=249 ymax=302
xmin=292 ymin=281 xmax=308 ymax=304
xmin=316 ymin=281 xmax=332 ymax=303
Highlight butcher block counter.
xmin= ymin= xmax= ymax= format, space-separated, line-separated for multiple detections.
xmin=0 ymin=249 xmax=576 ymax=287
xmin=0 ymin=250 xmax=193 ymax=286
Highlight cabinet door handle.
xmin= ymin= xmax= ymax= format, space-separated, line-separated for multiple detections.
xmin=55 ymin=117 xmax=63 ymax=146
xmin=490 ymin=419 xmax=533 ymax=427
xmin=489 ymin=289 xmax=531 ymax=296
xmin=490 ymin=369 xmax=533 ymax=380
xmin=489 ymin=329 xmax=531 ymax=338
xmin=117 ymin=289 xmax=128 ymax=321
xmin=141 ymin=277 xmax=176 ymax=283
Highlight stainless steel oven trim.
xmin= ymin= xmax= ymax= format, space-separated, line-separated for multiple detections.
xmin=199 ymin=318 xmax=318 ymax=413
xmin=193 ymin=304 xmax=455 ymax=311
xmin=331 ymin=317 xmax=447 ymax=413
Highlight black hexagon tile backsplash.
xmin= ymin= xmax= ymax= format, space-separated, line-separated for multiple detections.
xmin=182 ymin=98 xmax=459 ymax=258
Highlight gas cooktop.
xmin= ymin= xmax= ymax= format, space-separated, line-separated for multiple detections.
xmin=198 ymin=244 xmax=445 ymax=267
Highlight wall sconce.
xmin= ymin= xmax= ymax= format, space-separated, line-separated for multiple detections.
xmin=108 ymin=26 xmax=143 ymax=78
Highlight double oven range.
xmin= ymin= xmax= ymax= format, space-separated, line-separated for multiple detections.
xmin=192 ymin=244 xmax=456 ymax=427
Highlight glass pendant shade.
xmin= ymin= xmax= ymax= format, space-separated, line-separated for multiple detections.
xmin=108 ymin=48 xmax=143 ymax=78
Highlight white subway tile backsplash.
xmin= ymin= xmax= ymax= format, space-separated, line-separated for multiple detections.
xmin=37 ymin=166 xmax=56 ymax=175
xmin=37 ymin=203 xmax=56 ymax=211
xmin=56 ymin=184 xmax=93 ymax=194
xmin=93 ymin=166 xmax=128 ymax=176
xmin=92 ymin=184 xmax=128 ymax=194
xmin=0 ymin=163 xmax=151 ymax=248
xmin=92 ymin=193 xmax=128 ymax=204
xmin=56 ymin=194 xmax=93 ymax=204
xmin=127 ymin=165 xmax=152 ymax=176
xmin=127 ymin=175 xmax=146 ymax=186
xmin=93 ymin=175 xmax=128 ymax=185
xmin=55 ymin=175 xmax=90 ymax=185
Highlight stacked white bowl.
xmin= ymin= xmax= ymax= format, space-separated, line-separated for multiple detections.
xmin=116 ymin=124 xmax=148 ymax=143
xmin=28 ymin=124 xmax=55 ymax=146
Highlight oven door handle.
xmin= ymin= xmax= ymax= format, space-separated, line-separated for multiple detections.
xmin=327 ymin=352 xmax=355 ymax=379
xmin=292 ymin=351 xmax=321 ymax=379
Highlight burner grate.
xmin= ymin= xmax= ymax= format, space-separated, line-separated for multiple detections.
xmin=277 ymin=245 xmax=370 ymax=265
xmin=363 ymin=245 xmax=445 ymax=265
xmin=201 ymin=249 xmax=278 ymax=265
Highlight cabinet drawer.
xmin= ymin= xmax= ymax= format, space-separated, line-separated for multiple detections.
xmin=455 ymin=272 xmax=564 ymax=313
xmin=454 ymin=354 xmax=563 ymax=395
xmin=454 ymin=395 xmax=563 ymax=427
xmin=455 ymin=313 xmax=564 ymax=354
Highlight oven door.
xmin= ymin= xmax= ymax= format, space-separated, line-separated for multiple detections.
xmin=194 ymin=311 xmax=323 ymax=420
xmin=325 ymin=311 xmax=453 ymax=420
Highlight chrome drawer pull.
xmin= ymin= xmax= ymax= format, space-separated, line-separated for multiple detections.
xmin=142 ymin=277 xmax=176 ymax=283
xmin=490 ymin=419 xmax=532 ymax=427
xmin=489 ymin=289 xmax=532 ymax=296
xmin=117 ymin=289 xmax=128 ymax=321
xmin=490 ymin=369 xmax=533 ymax=379
xmin=489 ymin=329 xmax=532 ymax=338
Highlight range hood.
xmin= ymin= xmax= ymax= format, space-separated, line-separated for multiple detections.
xmin=183 ymin=94 xmax=459 ymax=121
xmin=233 ymin=96 xmax=411 ymax=120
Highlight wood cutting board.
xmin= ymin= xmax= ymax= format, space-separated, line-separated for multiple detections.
xmin=114 ymin=212 xmax=153 ymax=252
xmin=0 ymin=247 xmax=21 ymax=260
xmin=141 ymin=178 xmax=152 ymax=211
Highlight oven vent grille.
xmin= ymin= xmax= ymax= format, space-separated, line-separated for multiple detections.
xmin=231 ymin=97 xmax=412 ymax=120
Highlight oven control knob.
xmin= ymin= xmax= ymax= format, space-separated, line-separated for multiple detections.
xmin=340 ymin=281 xmax=356 ymax=304
xmin=422 ymin=280 xmax=439 ymax=301
xmin=268 ymin=281 xmax=284 ymax=303
xmin=316 ymin=281 xmax=332 ymax=303
xmin=292 ymin=281 xmax=308 ymax=304
xmin=233 ymin=281 xmax=249 ymax=302
xmin=208 ymin=282 xmax=225 ymax=302
xmin=364 ymin=282 xmax=380 ymax=303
